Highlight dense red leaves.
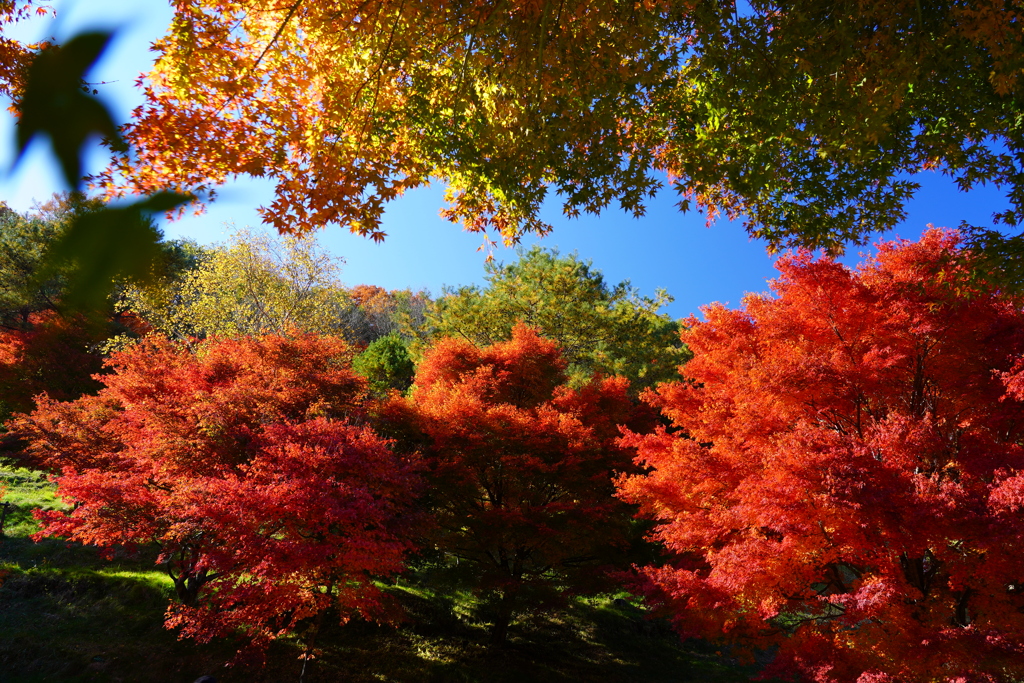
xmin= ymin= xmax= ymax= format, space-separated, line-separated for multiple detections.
xmin=17 ymin=334 xmax=421 ymax=656
xmin=0 ymin=312 xmax=103 ymax=420
xmin=162 ymin=419 xmax=419 ymax=652
xmin=618 ymin=229 xmax=1024 ymax=682
xmin=387 ymin=324 xmax=650 ymax=642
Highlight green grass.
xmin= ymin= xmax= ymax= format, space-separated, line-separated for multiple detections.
xmin=0 ymin=467 xmax=768 ymax=682
xmin=1 ymin=467 xmax=63 ymax=538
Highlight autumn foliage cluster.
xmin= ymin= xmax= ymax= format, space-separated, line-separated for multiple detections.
xmin=10 ymin=227 xmax=1024 ymax=681
xmin=81 ymin=0 xmax=1024 ymax=258
xmin=8 ymin=0 xmax=1020 ymax=258
xmin=3 ymin=0 xmax=1024 ymax=678
xmin=19 ymin=334 xmax=421 ymax=654
xmin=14 ymin=321 xmax=652 ymax=655
xmin=383 ymin=325 xmax=653 ymax=643
xmin=621 ymin=230 xmax=1024 ymax=681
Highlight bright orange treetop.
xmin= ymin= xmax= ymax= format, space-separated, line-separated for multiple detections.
xmin=385 ymin=324 xmax=653 ymax=644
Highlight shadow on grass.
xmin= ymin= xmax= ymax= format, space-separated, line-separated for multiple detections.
xmin=301 ymin=585 xmax=763 ymax=683
xmin=0 ymin=466 xmax=766 ymax=683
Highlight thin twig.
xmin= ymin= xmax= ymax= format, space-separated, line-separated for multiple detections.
xmin=212 ymin=0 xmax=305 ymax=118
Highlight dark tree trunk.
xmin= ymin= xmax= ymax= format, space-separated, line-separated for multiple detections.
xmin=489 ymin=588 xmax=519 ymax=647
xmin=0 ymin=502 xmax=11 ymax=538
xmin=171 ymin=569 xmax=210 ymax=607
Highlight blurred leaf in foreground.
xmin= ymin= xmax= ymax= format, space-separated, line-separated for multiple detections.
xmin=14 ymin=31 xmax=123 ymax=189
xmin=40 ymin=191 xmax=191 ymax=313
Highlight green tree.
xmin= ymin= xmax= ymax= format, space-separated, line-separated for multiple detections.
xmin=430 ymin=247 xmax=687 ymax=392
xmin=112 ymin=237 xmax=209 ymax=336
xmin=647 ymin=0 xmax=1024 ymax=259
xmin=352 ymin=333 xmax=415 ymax=397
xmin=0 ymin=196 xmax=77 ymax=329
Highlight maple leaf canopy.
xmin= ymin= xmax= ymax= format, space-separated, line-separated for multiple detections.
xmin=16 ymin=333 xmax=422 ymax=657
xmin=67 ymin=0 xmax=1023 ymax=261
xmin=383 ymin=323 xmax=654 ymax=644
xmin=618 ymin=229 xmax=1024 ymax=682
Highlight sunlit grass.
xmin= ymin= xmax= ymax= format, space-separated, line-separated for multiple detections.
xmin=1 ymin=466 xmax=64 ymax=538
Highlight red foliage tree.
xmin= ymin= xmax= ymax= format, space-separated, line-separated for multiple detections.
xmin=618 ymin=229 xmax=1024 ymax=682
xmin=17 ymin=334 xmax=422 ymax=657
xmin=386 ymin=324 xmax=651 ymax=644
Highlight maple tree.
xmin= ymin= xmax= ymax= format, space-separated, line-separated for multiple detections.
xmin=617 ymin=229 xmax=1024 ymax=682
xmin=0 ymin=311 xmax=102 ymax=423
xmin=16 ymin=333 xmax=422 ymax=657
xmin=0 ymin=2 xmax=46 ymax=103
xmin=49 ymin=0 xmax=1012 ymax=261
xmin=647 ymin=0 xmax=1024 ymax=255
xmin=384 ymin=324 xmax=652 ymax=645
xmin=430 ymin=247 xmax=688 ymax=392
xmin=1 ymin=2 xmax=1020 ymax=264
xmin=95 ymin=0 xmax=673 ymax=243
xmin=0 ymin=198 xmax=101 ymax=421
xmin=0 ymin=193 xmax=196 ymax=423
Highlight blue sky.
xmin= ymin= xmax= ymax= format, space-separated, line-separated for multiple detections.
xmin=0 ymin=0 xmax=1011 ymax=319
